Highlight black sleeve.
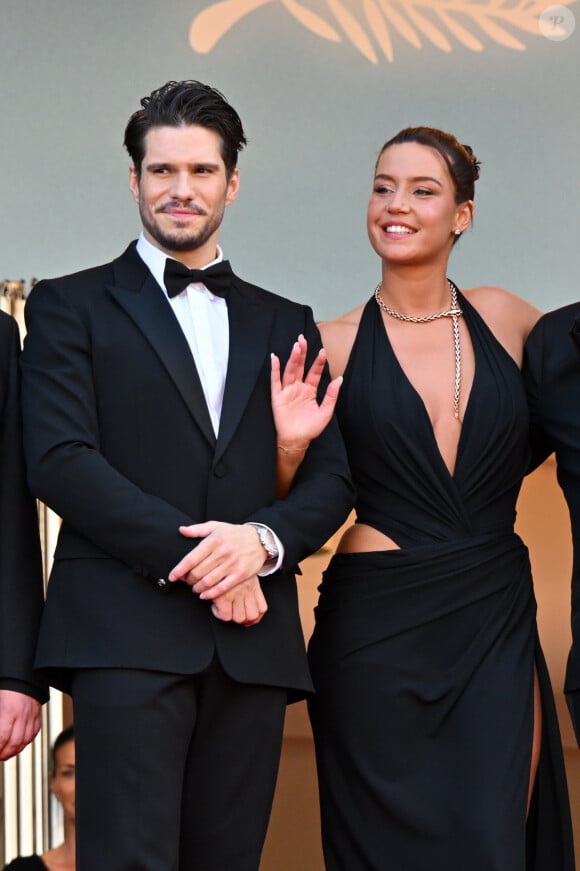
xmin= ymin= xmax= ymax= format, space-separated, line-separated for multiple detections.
xmin=522 ymin=316 xmax=554 ymax=472
xmin=0 ymin=316 xmax=47 ymax=706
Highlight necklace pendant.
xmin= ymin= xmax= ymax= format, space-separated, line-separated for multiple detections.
xmin=375 ymin=278 xmax=463 ymax=421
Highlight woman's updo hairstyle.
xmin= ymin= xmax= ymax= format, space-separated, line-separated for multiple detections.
xmin=377 ymin=127 xmax=481 ymax=205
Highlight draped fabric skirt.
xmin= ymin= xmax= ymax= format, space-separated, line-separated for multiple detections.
xmin=307 ymin=534 xmax=574 ymax=871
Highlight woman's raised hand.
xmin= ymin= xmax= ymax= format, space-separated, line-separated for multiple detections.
xmin=271 ymin=334 xmax=342 ymax=451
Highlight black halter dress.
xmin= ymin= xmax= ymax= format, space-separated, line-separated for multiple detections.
xmin=307 ymin=292 xmax=574 ymax=870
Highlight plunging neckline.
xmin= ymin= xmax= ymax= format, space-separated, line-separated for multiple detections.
xmin=375 ymin=290 xmax=477 ymax=479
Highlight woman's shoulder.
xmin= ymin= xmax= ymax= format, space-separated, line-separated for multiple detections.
xmin=319 ymin=303 xmax=367 ymax=378
xmin=322 ymin=301 xmax=367 ymax=328
xmin=463 ymin=284 xmax=540 ymax=322
xmin=462 ymin=285 xmax=542 ymax=364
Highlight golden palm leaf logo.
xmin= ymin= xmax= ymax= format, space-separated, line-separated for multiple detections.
xmin=190 ymin=0 xmax=577 ymax=62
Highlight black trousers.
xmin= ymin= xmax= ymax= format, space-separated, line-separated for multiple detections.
xmin=71 ymin=659 xmax=287 ymax=870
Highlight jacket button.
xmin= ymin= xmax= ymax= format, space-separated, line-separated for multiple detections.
xmin=156 ymin=578 xmax=168 ymax=590
xmin=213 ymin=463 xmax=226 ymax=478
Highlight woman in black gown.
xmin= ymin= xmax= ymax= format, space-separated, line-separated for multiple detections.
xmin=272 ymin=127 xmax=574 ymax=869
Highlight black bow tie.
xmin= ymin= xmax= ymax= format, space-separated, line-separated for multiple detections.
xmin=163 ymin=259 xmax=233 ymax=299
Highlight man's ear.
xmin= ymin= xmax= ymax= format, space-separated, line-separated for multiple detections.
xmin=225 ymin=168 xmax=240 ymax=207
xmin=129 ymin=165 xmax=140 ymax=203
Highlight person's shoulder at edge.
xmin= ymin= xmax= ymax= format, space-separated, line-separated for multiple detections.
xmin=2 ymin=856 xmax=47 ymax=870
xmin=462 ymin=285 xmax=542 ymax=367
xmin=0 ymin=308 xmax=17 ymax=328
xmin=527 ymin=299 xmax=580 ymax=337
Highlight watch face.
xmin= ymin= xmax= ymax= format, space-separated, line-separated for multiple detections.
xmin=249 ymin=522 xmax=278 ymax=561
xmin=258 ymin=526 xmax=277 ymax=559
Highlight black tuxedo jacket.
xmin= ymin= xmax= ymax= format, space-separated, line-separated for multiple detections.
xmin=524 ymin=302 xmax=580 ymax=743
xmin=0 ymin=311 xmax=46 ymax=702
xmin=21 ymin=243 xmax=353 ymax=697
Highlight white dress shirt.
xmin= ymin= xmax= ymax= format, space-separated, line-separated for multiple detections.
xmin=136 ymin=233 xmax=283 ymax=573
xmin=137 ymin=234 xmax=228 ymax=436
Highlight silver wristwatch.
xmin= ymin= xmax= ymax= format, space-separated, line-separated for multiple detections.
xmin=250 ymin=523 xmax=279 ymax=562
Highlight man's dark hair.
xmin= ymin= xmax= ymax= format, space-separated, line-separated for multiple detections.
xmin=124 ymin=80 xmax=247 ymax=179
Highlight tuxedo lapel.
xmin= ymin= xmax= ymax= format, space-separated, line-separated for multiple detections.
xmin=107 ymin=247 xmax=215 ymax=446
xmin=216 ymin=280 xmax=274 ymax=459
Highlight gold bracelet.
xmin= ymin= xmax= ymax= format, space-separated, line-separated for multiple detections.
xmin=277 ymin=443 xmax=308 ymax=456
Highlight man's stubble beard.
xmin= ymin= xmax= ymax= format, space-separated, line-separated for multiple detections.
xmin=139 ymin=199 xmax=225 ymax=254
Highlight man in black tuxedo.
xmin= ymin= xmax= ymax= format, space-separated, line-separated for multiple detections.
xmin=0 ymin=310 xmax=46 ymax=761
xmin=20 ymin=81 xmax=352 ymax=869
xmin=524 ymin=304 xmax=580 ymax=746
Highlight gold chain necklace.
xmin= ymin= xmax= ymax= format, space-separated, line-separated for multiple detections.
xmin=374 ymin=280 xmax=463 ymax=420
